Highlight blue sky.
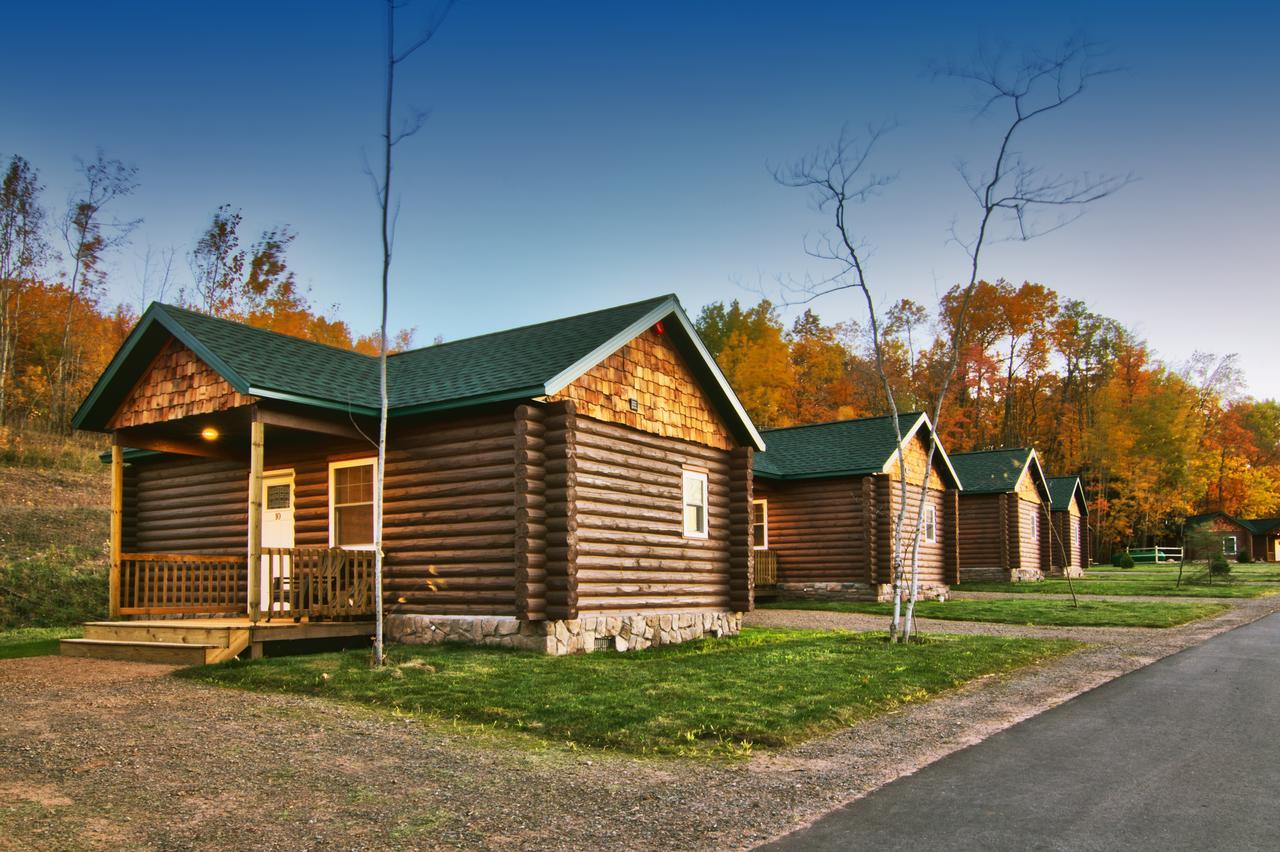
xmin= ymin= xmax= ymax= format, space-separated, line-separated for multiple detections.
xmin=7 ymin=1 xmax=1279 ymax=398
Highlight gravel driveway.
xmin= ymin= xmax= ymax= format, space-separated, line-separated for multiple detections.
xmin=3 ymin=596 xmax=1277 ymax=851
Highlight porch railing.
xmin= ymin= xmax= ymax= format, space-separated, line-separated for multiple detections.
xmin=262 ymin=547 xmax=377 ymax=621
xmin=118 ymin=553 xmax=247 ymax=616
xmin=114 ymin=548 xmax=377 ymax=620
xmin=754 ymin=549 xmax=778 ymax=587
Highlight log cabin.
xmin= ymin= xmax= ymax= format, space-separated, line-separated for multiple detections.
xmin=1046 ymin=475 xmax=1089 ymax=576
xmin=1184 ymin=512 xmax=1280 ymax=562
xmin=61 ymin=294 xmax=764 ymax=662
xmin=751 ymin=412 xmax=962 ymax=602
xmin=950 ymin=448 xmax=1051 ymax=583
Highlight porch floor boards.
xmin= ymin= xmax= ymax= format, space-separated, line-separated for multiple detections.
xmin=60 ymin=618 xmax=375 ymax=666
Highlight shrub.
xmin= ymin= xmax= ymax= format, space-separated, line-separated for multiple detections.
xmin=1113 ymin=552 xmax=1136 ymax=569
xmin=0 ymin=552 xmax=107 ymax=629
xmin=1237 ymin=549 xmax=1253 ymax=564
xmin=1209 ymin=554 xmax=1232 ymax=577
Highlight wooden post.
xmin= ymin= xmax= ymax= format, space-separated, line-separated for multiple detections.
xmin=247 ymin=419 xmax=265 ymax=622
xmin=109 ymin=441 xmax=124 ymax=617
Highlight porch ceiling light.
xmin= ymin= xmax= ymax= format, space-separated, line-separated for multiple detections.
xmin=200 ymin=426 xmax=220 ymax=441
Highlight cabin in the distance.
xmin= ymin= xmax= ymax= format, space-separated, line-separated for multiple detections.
xmin=950 ymin=448 xmax=1051 ymax=583
xmin=64 ymin=294 xmax=763 ymax=662
xmin=752 ymin=413 xmax=962 ymax=602
xmin=1046 ymin=475 xmax=1089 ymax=576
xmin=1184 ymin=512 xmax=1280 ymax=563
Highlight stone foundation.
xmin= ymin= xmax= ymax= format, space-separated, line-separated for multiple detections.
xmin=387 ymin=610 xmax=742 ymax=656
xmin=775 ymin=582 xmax=950 ymax=603
xmin=960 ymin=565 xmax=1044 ymax=583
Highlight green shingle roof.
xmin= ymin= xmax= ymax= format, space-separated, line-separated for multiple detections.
xmin=950 ymin=448 xmax=1044 ymax=495
xmin=73 ymin=294 xmax=765 ymax=449
xmin=1187 ymin=512 xmax=1280 ymax=535
xmin=1046 ymin=475 xmax=1087 ymax=514
xmin=754 ymin=412 xmax=960 ymax=486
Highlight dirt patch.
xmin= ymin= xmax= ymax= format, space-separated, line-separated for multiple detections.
xmin=3 ymin=596 xmax=1278 ymax=850
xmin=0 ymin=464 xmax=108 ymax=510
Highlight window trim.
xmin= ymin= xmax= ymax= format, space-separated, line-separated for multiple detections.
xmin=682 ymin=469 xmax=709 ymax=540
xmin=752 ymin=498 xmax=769 ymax=550
xmin=328 ymin=457 xmax=378 ymax=550
xmin=923 ymin=505 xmax=937 ymax=544
xmin=1223 ymin=535 xmax=1238 ymax=556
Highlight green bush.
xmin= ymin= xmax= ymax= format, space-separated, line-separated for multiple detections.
xmin=1237 ymin=549 xmax=1253 ymax=564
xmin=1209 ymin=554 xmax=1232 ymax=577
xmin=0 ymin=552 xmax=107 ymax=629
xmin=1113 ymin=552 xmax=1136 ymax=569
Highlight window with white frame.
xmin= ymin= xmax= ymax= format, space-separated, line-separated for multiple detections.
xmin=752 ymin=499 xmax=768 ymax=549
xmin=682 ymin=470 xmax=709 ymax=538
xmin=924 ymin=506 xmax=937 ymax=544
xmin=330 ymin=459 xmax=376 ymax=548
xmin=1030 ymin=511 xmax=1040 ymax=540
xmin=1223 ymin=535 xmax=1238 ymax=556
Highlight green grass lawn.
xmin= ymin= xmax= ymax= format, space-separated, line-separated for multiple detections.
xmin=1088 ymin=563 xmax=1280 ymax=582
xmin=0 ymin=626 xmax=81 ymax=659
xmin=178 ymin=628 xmax=1078 ymax=758
xmin=758 ymin=598 xmax=1230 ymax=628
xmin=954 ymin=576 xmax=1278 ymax=598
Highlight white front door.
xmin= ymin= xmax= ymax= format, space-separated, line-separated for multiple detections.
xmin=260 ymin=471 xmax=295 ymax=612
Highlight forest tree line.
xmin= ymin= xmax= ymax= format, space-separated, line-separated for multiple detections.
xmin=694 ymin=287 xmax=1280 ymax=558
xmin=4 ymin=151 xmax=1277 ymax=557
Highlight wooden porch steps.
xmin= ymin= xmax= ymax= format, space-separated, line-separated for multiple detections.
xmin=60 ymin=622 xmax=251 ymax=666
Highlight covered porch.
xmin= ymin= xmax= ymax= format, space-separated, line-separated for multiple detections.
xmin=65 ymin=401 xmax=380 ymax=664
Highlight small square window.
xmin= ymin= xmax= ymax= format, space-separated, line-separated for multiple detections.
xmin=682 ymin=470 xmax=708 ymax=539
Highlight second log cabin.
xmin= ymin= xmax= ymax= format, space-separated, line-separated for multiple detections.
xmin=950 ymin=448 xmax=1052 ymax=583
xmin=752 ymin=412 xmax=963 ymax=601
xmin=1046 ymin=475 xmax=1089 ymax=576
xmin=68 ymin=294 xmax=764 ymax=658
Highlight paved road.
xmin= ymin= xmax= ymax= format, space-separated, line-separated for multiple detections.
xmin=763 ymin=613 xmax=1280 ymax=851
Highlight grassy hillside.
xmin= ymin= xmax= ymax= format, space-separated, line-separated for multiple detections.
xmin=0 ymin=439 xmax=111 ymax=628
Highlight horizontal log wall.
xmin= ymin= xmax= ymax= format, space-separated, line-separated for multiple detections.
xmin=570 ymin=413 xmax=735 ymax=613
xmin=127 ymin=457 xmax=249 ymax=555
xmin=1019 ymin=498 xmax=1045 ymax=575
xmin=957 ymin=493 xmax=1006 ymax=572
xmin=378 ymin=413 xmax=518 ymax=616
xmin=754 ymin=477 xmax=867 ymax=586
xmin=728 ymin=446 xmax=754 ymax=612
xmin=888 ymin=478 xmax=948 ymax=585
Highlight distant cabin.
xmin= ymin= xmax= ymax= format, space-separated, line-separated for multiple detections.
xmin=1046 ymin=475 xmax=1089 ymax=576
xmin=950 ymin=448 xmax=1051 ymax=583
xmin=752 ymin=413 xmax=962 ymax=602
xmin=66 ymin=294 xmax=764 ymax=661
xmin=1184 ymin=512 xmax=1280 ymax=562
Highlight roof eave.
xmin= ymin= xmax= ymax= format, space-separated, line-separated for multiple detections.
xmin=72 ymin=303 xmax=254 ymax=432
xmin=389 ymin=385 xmax=547 ymax=418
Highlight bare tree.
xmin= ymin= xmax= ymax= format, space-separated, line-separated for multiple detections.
xmin=368 ymin=0 xmax=457 ymax=666
xmin=0 ymin=155 xmax=52 ymax=425
xmin=777 ymin=35 xmax=1131 ymax=640
xmin=135 ymin=243 xmax=177 ymax=310
xmin=56 ymin=151 xmax=140 ymax=426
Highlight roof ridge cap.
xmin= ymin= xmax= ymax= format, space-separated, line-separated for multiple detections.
xmin=390 ymin=294 xmax=675 ymax=358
